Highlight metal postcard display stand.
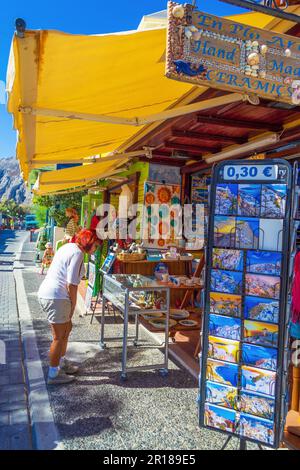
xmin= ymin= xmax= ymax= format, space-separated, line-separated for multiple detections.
xmin=199 ymin=159 xmax=293 ymax=449
xmin=100 ymin=274 xmax=170 ymax=381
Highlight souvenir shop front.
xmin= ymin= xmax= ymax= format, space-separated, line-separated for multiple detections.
xmin=7 ymin=0 xmax=300 ymax=449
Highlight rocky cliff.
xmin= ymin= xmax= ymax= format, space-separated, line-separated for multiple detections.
xmin=0 ymin=157 xmax=31 ymax=204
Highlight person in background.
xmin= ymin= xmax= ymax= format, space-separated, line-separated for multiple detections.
xmin=40 ymin=241 xmax=54 ymax=275
xmin=65 ymin=208 xmax=80 ymax=242
xmin=38 ymin=229 xmax=100 ymax=385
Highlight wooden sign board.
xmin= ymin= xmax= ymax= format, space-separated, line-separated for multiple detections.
xmin=166 ymin=1 xmax=300 ymax=105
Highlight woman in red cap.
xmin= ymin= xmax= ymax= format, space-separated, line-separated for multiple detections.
xmin=38 ymin=229 xmax=100 ymax=385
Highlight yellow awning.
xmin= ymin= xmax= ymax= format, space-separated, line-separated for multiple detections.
xmin=6 ymin=8 xmax=295 ymax=181
xmin=33 ymin=156 xmax=129 ymax=195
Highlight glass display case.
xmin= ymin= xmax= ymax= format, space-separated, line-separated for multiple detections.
xmin=101 ymin=274 xmax=170 ymax=381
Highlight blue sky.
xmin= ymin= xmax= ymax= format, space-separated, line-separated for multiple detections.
xmin=0 ymin=0 xmax=245 ymax=158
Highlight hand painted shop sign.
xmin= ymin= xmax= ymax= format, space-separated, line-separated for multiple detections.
xmin=166 ymin=2 xmax=300 ymax=105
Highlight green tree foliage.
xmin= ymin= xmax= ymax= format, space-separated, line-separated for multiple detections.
xmin=0 ymin=198 xmax=29 ymax=219
xmin=33 ymin=191 xmax=86 ymax=227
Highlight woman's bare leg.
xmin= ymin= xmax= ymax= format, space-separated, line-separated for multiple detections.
xmin=61 ymin=321 xmax=73 ymax=358
xmin=49 ymin=323 xmax=70 ymax=367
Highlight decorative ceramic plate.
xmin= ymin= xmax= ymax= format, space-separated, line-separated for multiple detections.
xmin=142 ymin=312 xmax=164 ymax=321
xmin=169 ymin=309 xmax=190 ymax=320
xmin=178 ymin=319 xmax=198 ymax=327
xmin=149 ymin=318 xmax=177 ymax=329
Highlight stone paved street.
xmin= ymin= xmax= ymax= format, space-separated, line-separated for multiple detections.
xmin=0 ymin=230 xmax=32 ymax=450
xmin=0 ymin=230 xmax=263 ymax=451
xmin=21 ymin=235 xmax=255 ymax=451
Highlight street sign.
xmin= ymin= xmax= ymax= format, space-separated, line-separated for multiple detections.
xmin=166 ymin=2 xmax=300 ymax=105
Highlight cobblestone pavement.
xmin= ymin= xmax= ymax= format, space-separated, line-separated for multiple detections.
xmin=0 ymin=230 xmax=32 ymax=450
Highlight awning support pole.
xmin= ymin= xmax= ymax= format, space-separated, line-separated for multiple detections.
xmin=19 ymin=93 xmax=245 ymax=127
xmin=29 ymin=148 xmax=152 ymax=167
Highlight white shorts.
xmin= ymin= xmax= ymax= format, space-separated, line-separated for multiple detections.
xmin=38 ymin=298 xmax=71 ymax=324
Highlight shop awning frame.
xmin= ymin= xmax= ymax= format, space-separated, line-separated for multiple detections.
xmin=19 ymin=93 xmax=245 ymax=128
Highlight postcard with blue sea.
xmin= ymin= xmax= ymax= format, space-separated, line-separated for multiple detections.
xmin=241 ymin=366 xmax=276 ymax=396
xmin=204 ymin=403 xmax=236 ymax=433
xmin=210 ymin=293 xmax=242 ymax=317
xmin=242 ymin=344 xmax=277 ymax=371
xmin=214 ymin=216 xmax=236 ymax=248
xmin=246 ymin=251 xmax=282 ymax=276
xmin=209 ymin=314 xmax=241 ymax=341
xmin=238 ymin=184 xmax=261 ymax=217
xmin=243 ymin=320 xmax=278 ymax=348
xmin=235 ymin=217 xmax=259 ymax=250
xmin=261 ymin=184 xmax=286 ymax=219
xmin=212 ymin=248 xmax=243 ymax=271
xmin=215 ymin=184 xmax=238 ymax=215
xmin=208 ymin=336 xmax=240 ymax=364
xmin=244 ymin=296 xmax=279 ymax=324
xmin=211 ymin=269 xmax=243 ymax=295
xmin=206 ymin=381 xmax=238 ymax=410
xmin=206 ymin=359 xmax=239 ymax=387
xmin=240 ymin=390 xmax=275 ymax=421
xmin=240 ymin=413 xmax=274 ymax=445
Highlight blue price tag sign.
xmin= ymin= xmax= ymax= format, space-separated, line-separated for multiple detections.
xmin=223 ymin=164 xmax=278 ymax=181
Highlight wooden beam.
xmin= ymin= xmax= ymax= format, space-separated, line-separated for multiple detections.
xmin=266 ymin=145 xmax=300 ymax=160
xmin=171 ymin=129 xmax=247 ymax=144
xmin=197 ymin=115 xmax=283 ymax=132
xmin=164 ymin=141 xmax=220 ymax=154
xmin=140 ymin=156 xmax=185 ymax=167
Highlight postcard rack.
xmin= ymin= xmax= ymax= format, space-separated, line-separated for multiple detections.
xmin=199 ymin=159 xmax=293 ymax=449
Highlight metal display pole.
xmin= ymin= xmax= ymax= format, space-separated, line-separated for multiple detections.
xmin=121 ymin=290 xmax=129 ymax=381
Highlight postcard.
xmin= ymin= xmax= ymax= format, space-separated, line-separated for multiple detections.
xmin=240 ymin=413 xmax=274 ymax=445
xmin=235 ymin=217 xmax=259 ymax=250
xmin=215 ymin=184 xmax=238 ymax=215
xmin=206 ymin=359 xmax=239 ymax=387
xmin=244 ymin=320 xmax=278 ymax=348
xmin=209 ymin=314 xmax=241 ymax=341
xmin=204 ymin=403 xmax=236 ymax=433
xmin=241 ymin=366 xmax=276 ymax=396
xmin=239 ymin=390 xmax=275 ymax=420
xmin=211 ymin=270 xmax=243 ymax=295
xmin=244 ymin=296 xmax=279 ymax=324
xmin=242 ymin=344 xmax=277 ymax=371
xmin=246 ymin=251 xmax=282 ymax=276
xmin=210 ymin=293 xmax=242 ymax=318
xmin=259 ymin=219 xmax=283 ymax=251
xmin=208 ymin=336 xmax=240 ymax=364
xmin=245 ymin=274 xmax=280 ymax=299
xmin=212 ymin=248 xmax=243 ymax=271
xmin=261 ymin=184 xmax=286 ymax=219
xmin=206 ymin=381 xmax=238 ymax=409
xmin=214 ymin=216 xmax=236 ymax=248
xmin=238 ymin=184 xmax=261 ymax=217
